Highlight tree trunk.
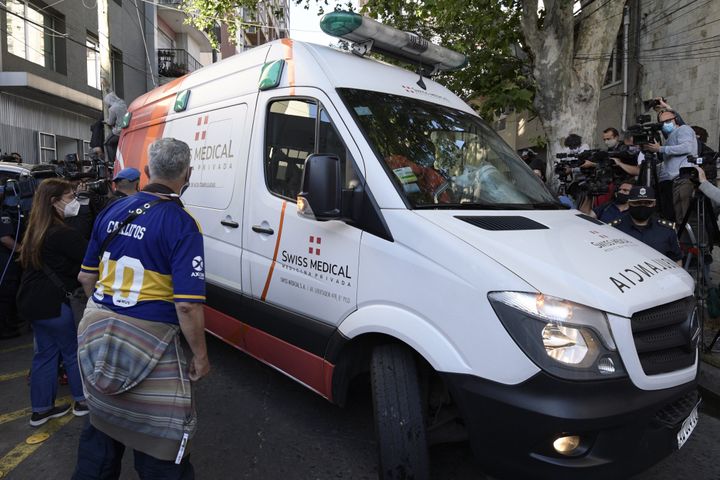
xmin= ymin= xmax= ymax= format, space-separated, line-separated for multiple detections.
xmin=520 ymin=0 xmax=627 ymax=189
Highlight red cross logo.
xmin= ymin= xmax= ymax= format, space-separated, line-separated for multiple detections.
xmin=194 ymin=115 xmax=209 ymax=141
xmin=309 ymin=235 xmax=321 ymax=255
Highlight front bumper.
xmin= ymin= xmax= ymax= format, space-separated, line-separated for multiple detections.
xmin=442 ymin=371 xmax=699 ymax=480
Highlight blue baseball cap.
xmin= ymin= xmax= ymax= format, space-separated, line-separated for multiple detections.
xmin=112 ymin=167 xmax=140 ymax=182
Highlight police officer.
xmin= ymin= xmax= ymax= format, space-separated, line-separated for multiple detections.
xmin=0 ymin=187 xmax=22 ymax=338
xmin=610 ymin=186 xmax=682 ymax=265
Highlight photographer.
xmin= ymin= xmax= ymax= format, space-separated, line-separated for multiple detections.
xmin=602 ymin=128 xmax=620 ymax=150
xmin=105 ymin=168 xmax=140 ymax=208
xmin=593 ymin=178 xmax=633 ymax=223
xmin=645 ymin=109 xmax=697 ymax=222
xmin=520 ymin=149 xmax=545 ymax=181
xmin=609 ymin=186 xmax=682 ymax=265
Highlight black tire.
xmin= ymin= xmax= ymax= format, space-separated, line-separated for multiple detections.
xmin=371 ymin=343 xmax=430 ymax=480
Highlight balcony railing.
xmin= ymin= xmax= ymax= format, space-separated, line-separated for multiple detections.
xmin=157 ymin=49 xmax=202 ymax=78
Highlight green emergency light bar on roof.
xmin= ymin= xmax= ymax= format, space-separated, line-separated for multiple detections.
xmin=319 ymin=11 xmax=467 ymax=73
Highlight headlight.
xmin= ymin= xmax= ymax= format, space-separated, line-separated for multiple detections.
xmin=488 ymin=292 xmax=626 ymax=380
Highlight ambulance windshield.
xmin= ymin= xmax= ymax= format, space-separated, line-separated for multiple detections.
xmin=339 ymin=88 xmax=560 ymax=209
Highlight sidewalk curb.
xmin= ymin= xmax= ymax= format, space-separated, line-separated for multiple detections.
xmin=698 ymin=357 xmax=720 ymax=418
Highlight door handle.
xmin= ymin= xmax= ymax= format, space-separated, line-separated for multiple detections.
xmin=221 ymin=219 xmax=239 ymax=228
xmin=252 ymin=225 xmax=275 ymax=235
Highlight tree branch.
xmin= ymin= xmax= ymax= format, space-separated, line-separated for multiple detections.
xmin=520 ymin=0 xmax=541 ymax=54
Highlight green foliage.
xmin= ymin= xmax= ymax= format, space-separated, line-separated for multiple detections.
xmin=181 ymin=0 xmax=269 ymax=49
xmin=362 ymin=0 xmax=534 ymax=119
xmin=180 ymin=0 xmax=533 ymax=120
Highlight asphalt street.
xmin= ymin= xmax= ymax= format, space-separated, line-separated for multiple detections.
xmin=0 ymin=330 xmax=718 ymax=479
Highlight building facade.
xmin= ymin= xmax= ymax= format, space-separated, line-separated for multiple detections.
xmin=156 ymin=0 xmax=213 ymax=85
xmin=0 ymin=0 xmax=213 ymax=164
xmin=497 ymin=0 xmax=720 ymax=155
xmin=219 ymin=1 xmax=290 ymax=58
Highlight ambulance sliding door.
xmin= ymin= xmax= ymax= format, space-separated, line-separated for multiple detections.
xmin=169 ymin=102 xmax=250 ymax=293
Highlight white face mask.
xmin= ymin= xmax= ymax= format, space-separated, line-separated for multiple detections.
xmin=604 ymin=138 xmax=618 ymax=148
xmin=60 ymin=198 xmax=81 ymax=218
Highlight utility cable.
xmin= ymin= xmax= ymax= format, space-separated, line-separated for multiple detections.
xmin=131 ymin=0 xmax=158 ymax=87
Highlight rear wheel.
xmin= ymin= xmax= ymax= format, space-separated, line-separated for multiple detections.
xmin=370 ymin=343 xmax=430 ymax=480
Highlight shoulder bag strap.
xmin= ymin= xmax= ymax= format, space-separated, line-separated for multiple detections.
xmin=42 ymin=264 xmax=72 ymax=298
xmin=99 ymin=197 xmax=170 ymax=256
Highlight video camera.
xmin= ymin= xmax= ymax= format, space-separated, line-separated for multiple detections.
xmin=554 ymin=149 xmax=632 ymax=196
xmin=626 ymin=115 xmax=663 ymax=146
xmin=678 ymin=154 xmax=720 ymax=183
xmin=1 ymin=174 xmax=38 ymax=214
xmin=49 ymin=153 xmax=111 ymax=196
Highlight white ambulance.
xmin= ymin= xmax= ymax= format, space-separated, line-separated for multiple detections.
xmin=116 ymin=12 xmax=700 ymax=480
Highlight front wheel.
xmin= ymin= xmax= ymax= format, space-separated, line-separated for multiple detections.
xmin=371 ymin=344 xmax=430 ymax=480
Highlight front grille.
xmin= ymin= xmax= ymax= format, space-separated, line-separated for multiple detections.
xmin=654 ymin=390 xmax=700 ymax=427
xmin=631 ymin=297 xmax=697 ymax=375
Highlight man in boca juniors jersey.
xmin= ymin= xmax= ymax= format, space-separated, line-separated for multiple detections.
xmin=73 ymin=138 xmax=209 ymax=479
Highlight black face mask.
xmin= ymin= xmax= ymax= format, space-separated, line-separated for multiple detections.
xmin=615 ymin=192 xmax=629 ymax=205
xmin=629 ymin=205 xmax=654 ymax=222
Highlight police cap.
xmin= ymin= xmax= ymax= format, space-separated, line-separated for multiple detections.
xmin=629 ymin=186 xmax=655 ymax=201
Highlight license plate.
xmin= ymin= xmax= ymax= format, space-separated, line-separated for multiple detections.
xmin=677 ymin=404 xmax=699 ymax=449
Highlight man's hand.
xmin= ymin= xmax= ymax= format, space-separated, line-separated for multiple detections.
xmin=657 ymin=97 xmax=671 ymax=110
xmin=646 ymin=140 xmax=661 ymax=153
xmin=78 ymin=271 xmax=99 ymax=298
xmin=695 ymin=165 xmax=708 ymax=183
xmin=176 ymin=302 xmax=210 ymax=382
xmin=188 ymin=354 xmax=210 ymax=381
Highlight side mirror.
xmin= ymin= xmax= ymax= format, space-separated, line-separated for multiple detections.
xmin=297 ymin=154 xmax=342 ymax=220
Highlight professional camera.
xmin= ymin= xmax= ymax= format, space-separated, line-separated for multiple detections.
xmin=554 ymin=149 xmax=623 ymax=196
xmin=679 ymin=154 xmax=720 ymax=183
xmin=49 ymin=152 xmax=111 ymax=196
xmin=626 ymin=115 xmax=663 ymax=146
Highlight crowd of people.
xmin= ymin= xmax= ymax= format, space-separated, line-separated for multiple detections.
xmin=0 ymin=136 xmax=208 ymax=478
xmin=524 ymin=97 xmax=720 ymax=264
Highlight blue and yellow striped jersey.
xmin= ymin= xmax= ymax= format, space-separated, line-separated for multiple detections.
xmin=81 ymin=192 xmax=205 ymax=324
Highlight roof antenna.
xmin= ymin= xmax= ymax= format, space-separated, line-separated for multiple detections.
xmin=416 ymin=58 xmax=427 ymax=90
xmin=416 ymin=71 xmax=427 ymax=90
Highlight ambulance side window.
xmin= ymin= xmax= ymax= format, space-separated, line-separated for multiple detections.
xmin=265 ymin=99 xmax=359 ymax=200
xmin=265 ymin=99 xmax=317 ymax=199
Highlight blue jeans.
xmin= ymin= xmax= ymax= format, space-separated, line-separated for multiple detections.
xmin=72 ymin=420 xmax=195 ymax=480
xmin=31 ymin=303 xmax=84 ymax=411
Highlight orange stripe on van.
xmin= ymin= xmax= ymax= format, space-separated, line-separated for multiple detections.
xmin=203 ymin=306 xmax=334 ymax=400
xmin=261 ymin=200 xmax=287 ymax=301
xmin=281 ymin=38 xmax=295 ymax=96
xmin=117 ymin=76 xmax=186 ymax=185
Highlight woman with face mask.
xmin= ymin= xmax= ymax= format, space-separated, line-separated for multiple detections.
xmin=17 ymin=179 xmax=89 ymax=426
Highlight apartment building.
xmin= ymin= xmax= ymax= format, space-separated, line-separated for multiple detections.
xmin=219 ymin=1 xmax=290 ymax=58
xmin=0 ymin=0 xmax=214 ymax=164
xmin=156 ymin=0 xmax=213 ymax=85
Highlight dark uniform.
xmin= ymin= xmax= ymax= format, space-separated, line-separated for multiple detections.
xmin=594 ymin=202 xmax=624 ymax=224
xmin=610 ymin=214 xmax=682 ymax=261
xmin=0 ymin=207 xmax=21 ymax=337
